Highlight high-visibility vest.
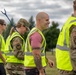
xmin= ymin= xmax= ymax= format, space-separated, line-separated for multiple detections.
xmin=56 ymin=16 xmax=76 ymax=71
xmin=24 ymin=27 xmax=47 ymax=67
xmin=5 ymin=32 xmax=25 ymax=64
xmin=0 ymin=34 xmax=6 ymax=63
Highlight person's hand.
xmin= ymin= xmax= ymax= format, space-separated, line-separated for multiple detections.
xmin=39 ymin=73 xmax=45 ymax=75
xmin=48 ymin=59 xmax=54 ymax=68
xmin=3 ymin=59 xmax=6 ymax=65
xmin=39 ymin=69 xmax=45 ymax=75
xmin=39 ymin=72 xmax=45 ymax=75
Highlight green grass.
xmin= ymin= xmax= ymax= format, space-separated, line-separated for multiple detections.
xmin=45 ymin=51 xmax=58 ymax=75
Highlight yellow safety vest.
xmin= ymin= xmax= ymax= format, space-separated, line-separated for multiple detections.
xmin=5 ymin=32 xmax=25 ymax=64
xmin=24 ymin=27 xmax=47 ymax=67
xmin=56 ymin=16 xmax=76 ymax=71
xmin=0 ymin=34 xmax=6 ymax=63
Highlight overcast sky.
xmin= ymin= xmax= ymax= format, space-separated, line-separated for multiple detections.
xmin=0 ymin=0 xmax=73 ymax=29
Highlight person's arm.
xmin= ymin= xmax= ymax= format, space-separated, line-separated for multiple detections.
xmin=69 ymin=26 xmax=76 ymax=49
xmin=30 ymin=32 xmax=45 ymax=75
xmin=0 ymin=51 xmax=6 ymax=64
xmin=11 ymin=36 xmax=24 ymax=60
xmin=0 ymin=39 xmax=6 ymax=64
xmin=46 ymin=57 xmax=54 ymax=68
xmin=32 ymin=49 xmax=45 ymax=75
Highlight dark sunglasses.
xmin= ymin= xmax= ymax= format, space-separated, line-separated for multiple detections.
xmin=2 ymin=24 xmax=6 ymax=26
xmin=0 ymin=23 xmax=6 ymax=26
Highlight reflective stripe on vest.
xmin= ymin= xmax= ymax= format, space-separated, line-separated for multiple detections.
xmin=69 ymin=19 xmax=76 ymax=23
xmin=56 ymin=45 xmax=69 ymax=51
xmin=5 ymin=51 xmax=13 ymax=55
xmin=25 ymin=52 xmax=45 ymax=56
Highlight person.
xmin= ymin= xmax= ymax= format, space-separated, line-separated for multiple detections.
xmin=24 ymin=12 xmax=54 ymax=75
xmin=5 ymin=18 xmax=29 ymax=75
xmin=0 ymin=19 xmax=6 ymax=75
xmin=55 ymin=0 xmax=76 ymax=75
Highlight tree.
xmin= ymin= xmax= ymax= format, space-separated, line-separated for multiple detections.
xmin=28 ymin=16 xmax=35 ymax=29
xmin=3 ymin=18 xmax=15 ymax=41
xmin=43 ymin=21 xmax=60 ymax=51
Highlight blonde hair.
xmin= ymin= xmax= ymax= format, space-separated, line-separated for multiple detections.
xmin=16 ymin=18 xmax=30 ymax=28
xmin=10 ymin=18 xmax=30 ymax=35
xmin=10 ymin=27 xmax=15 ymax=35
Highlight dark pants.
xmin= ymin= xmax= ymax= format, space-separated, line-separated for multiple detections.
xmin=25 ymin=68 xmax=46 ymax=75
xmin=0 ymin=63 xmax=6 ymax=75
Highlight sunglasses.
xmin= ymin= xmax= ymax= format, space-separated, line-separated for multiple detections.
xmin=2 ymin=24 xmax=6 ymax=26
xmin=0 ymin=23 xmax=6 ymax=26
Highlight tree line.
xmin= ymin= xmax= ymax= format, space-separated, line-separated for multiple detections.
xmin=3 ymin=16 xmax=60 ymax=51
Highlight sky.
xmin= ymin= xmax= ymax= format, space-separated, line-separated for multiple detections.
xmin=0 ymin=0 xmax=73 ymax=29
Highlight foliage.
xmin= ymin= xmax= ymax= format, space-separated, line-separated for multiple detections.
xmin=23 ymin=15 xmax=35 ymax=41
xmin=22 ymin=16 xmax=35 ymax=41
xmin=3 ymin=18 xmax=15 ymax=41
xmin=43 ymin=21 xmax=60 ymax=51
xmin=23 ymin=31 xmax=29 ymax=42
xmin=28 ymin=16 xmax=35 ymax=29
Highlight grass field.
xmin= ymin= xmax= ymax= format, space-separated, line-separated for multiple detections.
xmin=45 ymin=51 xmax=58 ymax=75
